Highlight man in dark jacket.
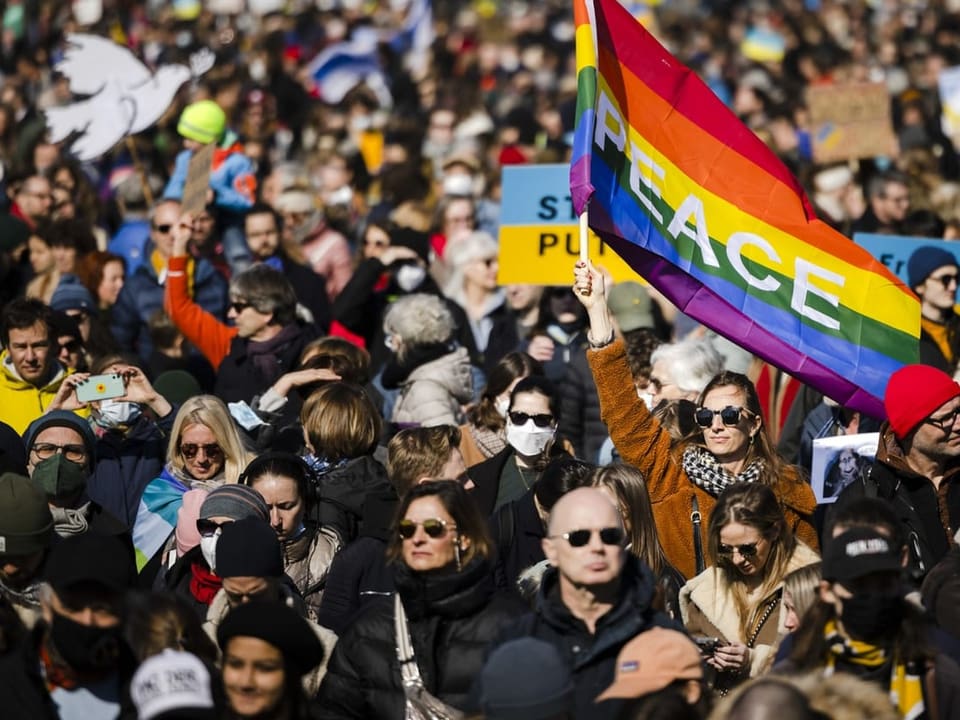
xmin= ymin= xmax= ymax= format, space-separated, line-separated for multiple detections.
xmin=166 ymin=213 xmax=319 ymax=404
xmin=494 ymin=487 xmax=677 ymax=720
xmin=831 ymin=364 xmax=960 ymax=582
xmin=111 ymin=199 xmax=228 ymax=360
xmin=0 ymin=533 xmax=136 ymax=719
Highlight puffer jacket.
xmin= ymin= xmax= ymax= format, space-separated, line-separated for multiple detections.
xmin=588 ymin=339 xmax=819 ymax=580
xmin=0 ymin=353 xmax=86 ymax=434
xmin=680 ymin=541 xmax=821 ymax=689
xmin=317 ymin=455 xmax=395 ymax=546
xmin=283 ymin=524 xmax=339 ymax=620
xmin=390 ymin=346 xmax=474 ymax=428
xmin=316 ymin=557 xmax=524 ymax=719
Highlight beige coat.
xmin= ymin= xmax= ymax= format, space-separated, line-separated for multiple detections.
xmin=391 ymin=346 xmax=474 ymax=427
xmin=679 ymin=541 xmax=820 ymax=678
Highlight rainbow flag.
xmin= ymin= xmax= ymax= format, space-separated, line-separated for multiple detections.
xmin=569 ymin=0 xmax=919 ymax=417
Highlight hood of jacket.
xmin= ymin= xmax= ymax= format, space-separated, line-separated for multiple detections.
xmin=0 ymin=351 xmax=67 ymax=393
xmin=394 ymin=555 xmax=495 ymax=622
xmin=404 ymin=346 xmax=474 ymax=404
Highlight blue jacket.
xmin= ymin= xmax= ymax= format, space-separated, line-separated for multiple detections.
xmin=163 ymin=146 xmax=256 ymax=212
xmin=110 ymin=242 xmax=228 ymax=360
xmin=86 ymin=407 xmax=177 ymax=529
xmin=107 ymin=219 xmax=150 ymax=277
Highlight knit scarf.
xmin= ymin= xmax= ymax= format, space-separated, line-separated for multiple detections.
xmin=51 ymin=503 xmax=91 ymax=537
xmin=189 ymin=560 xmax=222 ymax=605
xmin=0 ymin=576 xmax=41 ymax=611
xmin=469 ymin=423 xmax=506 ymax=459
xmin=247 ymin=323 xmax=301 ymax=386
xmin=823 ymin=620 xmax=925 ymax=720
xmin=681 ymin=446 xmax=764 ymax=497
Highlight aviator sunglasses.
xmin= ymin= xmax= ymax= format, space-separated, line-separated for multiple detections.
xmin=398 ymin=518 xmax=455 ymax=539
xmin=717 ymin=542 xmax=759 ymax=559
xmin=180 ymin=442 xmax=224 ymax=461
xmin=552 ymin=527 xmax=625 ymax=547
xmin=694 ymin=405 xmax=751 ymax=428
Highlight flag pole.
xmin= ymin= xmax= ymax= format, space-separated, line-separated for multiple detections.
xmin=579 ymin=206 xmax=589 ymax=263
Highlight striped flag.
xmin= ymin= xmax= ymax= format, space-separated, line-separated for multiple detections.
xmin=569 ymin=0 xmax=919 ymax=417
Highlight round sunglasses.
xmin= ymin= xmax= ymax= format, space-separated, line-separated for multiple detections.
xmin=552 ymin=527 xmax=625 ymax=547
xmin=398 ymin=518 xmax=456 ymax=539
xmin=694 ymin=405 xmax=752 ymax=428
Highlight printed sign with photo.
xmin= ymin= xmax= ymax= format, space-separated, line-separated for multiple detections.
xmin=811 ymin=432 xmax=880 ymax=504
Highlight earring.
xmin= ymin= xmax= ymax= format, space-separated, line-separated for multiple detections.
xmin=454 ymin=541 xmax=462 ymax=572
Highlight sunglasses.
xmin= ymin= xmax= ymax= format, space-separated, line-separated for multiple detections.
xmin=397 ymin=518 xmax=455 ymax=539
xmin=196 ymin=518 xmax=229 ymax=537
xmin=229 ymin=301 xmax=252 ymax=314
xmin=508 ymin=411 xmax=554 ymax=428
xmin=152 ymin=223 xmax=173 ymax=234
xmin=180 ymin=443 xmax=224 ymax=461
xmin=553 ymin=527 xmax=625 ymax=547
xmin=694 ymin=405 xmax=751 ymax=428
xmin=717 ymin=542 xmax=759 ymax=559
xmin=931 ymin=274 xmax=959 ymax=289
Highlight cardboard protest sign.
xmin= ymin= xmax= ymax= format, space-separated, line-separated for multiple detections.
xmin=807 ymin=83 xmax=896 ymax=163
xmin=498 ymin=164 xmax=644 ymax=285
xmin=811 ymin=432 xmax=879 ymax=504
xmin=180 ymin=143 xmax=215 ymax=217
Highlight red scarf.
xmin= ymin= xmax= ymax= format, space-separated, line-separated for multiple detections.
xmin=40 ymin=640 xmax=77 ymax=691
xmin=189 ymin=561 xmax=222 ymax=605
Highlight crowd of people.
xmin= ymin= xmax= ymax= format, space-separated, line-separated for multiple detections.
xmin=0 ymin=0 xmax=959 ymax=719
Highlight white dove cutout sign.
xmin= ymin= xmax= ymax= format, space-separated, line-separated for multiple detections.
xmin=45 ymin=34 xmax=215 ymax=161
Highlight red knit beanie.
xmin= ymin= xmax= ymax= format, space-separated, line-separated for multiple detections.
xmin=884 ymin=364 xmax=960 ymax=439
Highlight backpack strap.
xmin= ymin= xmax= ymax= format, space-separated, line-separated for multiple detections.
xmin=691 ymin=494 xmax=705 ymax=576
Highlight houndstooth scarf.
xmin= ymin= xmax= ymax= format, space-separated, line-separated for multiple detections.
xmin=681 ymin=446 xmax=764 ymax=496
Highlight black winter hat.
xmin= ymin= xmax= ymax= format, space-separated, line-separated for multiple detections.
xmin=218 ymin=600 xmax=324 ymax=676
xmin=0 ymin=472 xmax=54 ymax=556
xmin=215 ymin=517 xmax=283 ymax=579
xmin=44 ymin=533 xmax=136 ymax=595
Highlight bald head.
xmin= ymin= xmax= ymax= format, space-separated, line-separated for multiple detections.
xmin=547 ymin=487 xmax=623 ymax=536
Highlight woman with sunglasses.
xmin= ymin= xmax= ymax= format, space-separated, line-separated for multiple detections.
xmin=573 ymin=260 xmax=817 ymax=580
xmin=134 ymin=395 xmax=252 ymax=576
xmin=680 ymin=482 xmax=819 ymax=695
xmin=317 ymin=481 xmax=523 ymax=719
xmin=470 ymin=375 xmax=572 ymax=517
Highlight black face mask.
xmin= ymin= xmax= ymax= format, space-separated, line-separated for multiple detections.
xmin=49 ymin=612 xmax=122 ymax=674
xmin=840 ymin=589 xmax=904 ymax=642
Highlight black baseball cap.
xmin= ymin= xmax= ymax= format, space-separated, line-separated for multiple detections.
xmin=822 ymin=527 xmax=902 ymax=583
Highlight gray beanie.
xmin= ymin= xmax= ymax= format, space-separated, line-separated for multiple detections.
xmin=199 ymin=484 xmax=269 ymax=522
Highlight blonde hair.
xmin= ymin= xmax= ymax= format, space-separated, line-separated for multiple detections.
xmin=167 ymin=395 xmax=250 ymax=483
xmin=301 ymin=383 xmax=382 ymax=461
xmin=783 ymin=561 xmax=822 ymax=626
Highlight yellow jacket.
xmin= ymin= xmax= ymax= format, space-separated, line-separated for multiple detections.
xmin=0 ymin=351 xmax=88 ymax=434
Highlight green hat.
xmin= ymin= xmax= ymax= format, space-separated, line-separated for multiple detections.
xmin=0 ymin=472 xmax=54 ymax=556
xmin=177 ymin=100 xmax=226 ymax=144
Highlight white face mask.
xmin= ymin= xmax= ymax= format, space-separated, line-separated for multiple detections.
xmin=395 ymin=263 xmax=427 ymax=292
xmin=495 ymin=396 xmax=510 ymax=419
xmin=199 ymin=529 xmax=221 ymax=572
xmin=506 ymin=421 xmax=555 ymax=457
xmin=94 ymin=398 xmax=142 ymax=429
xmin=442 ymin=174 xmax=475 ymax=197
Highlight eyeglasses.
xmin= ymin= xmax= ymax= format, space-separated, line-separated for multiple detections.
xmin=196 ymin=518 xmax=229 ymax=537
xmin=31 ymin=442 xmax=87 ymax=463
xmin=180 ymin=443 xmax=224 ymax=461
xmin=229 ymin=301 xmax=252 ymax=314
xmin=397 ymin=518 xmax=455 ymax=539
xmin=930 ymin=274 xmax=959 ymax=289
xmin=552 ymin=527 xmax=625 ymax=547
xmin=717 ymin=542 xmax=759 ymax=559
xmin=508 ymin=411 xmax=555 ymax=428
xmin=152 ymin=223 xmax=173 ymax=234
xmin=695 ymin=405 xmax=752 ymax=428
xmin=925 ymin=406 xmax=960 ymax=430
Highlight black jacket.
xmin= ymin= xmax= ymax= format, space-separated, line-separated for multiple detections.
xmin=492 ymin=555 xmax=679 ymax=720
xmin=469 ymin=447 xmax=515 ymax=518
xmin=830 ymin=424 xmax=960 ymax=582
xmin=316 ymin=487 xmax=398 ymax=635
xmin=489 ymin=488 xmax=546 ymax=592
xmin=0 ymin=622 xmax=58 ymax=720
xmin=279 ymin=251 xmax=331 ymax=333
xmin=557 ymin=339 xmax=606 ymax=462
xmin=919 ymin=312 xmax=960 ymax=374
xmin=316 ymin=455 xmax=395 ymax=546
xmin=316 ymin=558 xmax=524 ymax=719
xmin=214 ymin=321 xmax=320 ymax=404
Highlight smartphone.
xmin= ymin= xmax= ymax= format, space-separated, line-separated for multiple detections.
xmin=75 ymin=373 xmax=126 ymax=403
xmin=693 ymin=636 xmax=720 ymax=655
